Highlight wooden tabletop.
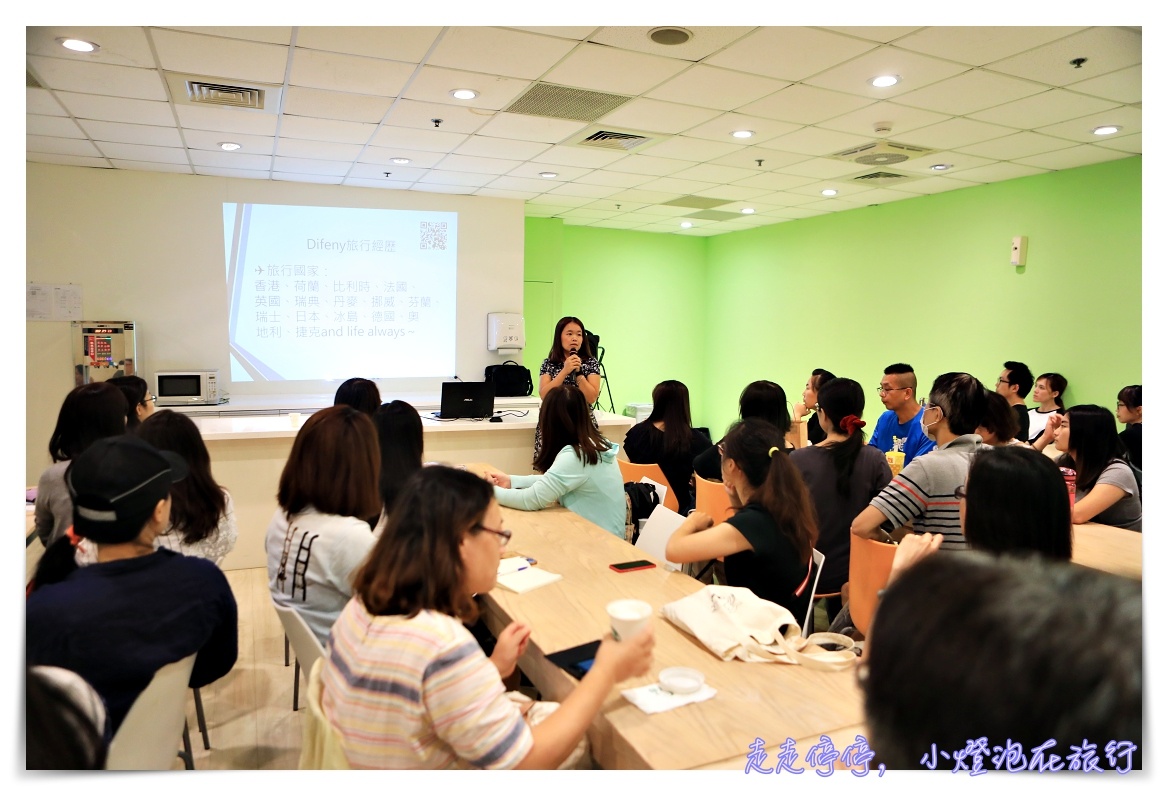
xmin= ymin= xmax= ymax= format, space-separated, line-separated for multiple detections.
xmin=481 ymin=504 xmax=864 ymax=770
xmin=1072 ymin=521 xmax=1142 ymax=580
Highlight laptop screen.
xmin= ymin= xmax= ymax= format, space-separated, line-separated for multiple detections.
xmin=438 ymin=381 xmax=495 ymax=419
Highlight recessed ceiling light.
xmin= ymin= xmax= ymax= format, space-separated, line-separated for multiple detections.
xmin=930 ymin=163 xmax=952 ymax=171
xmin=58 ymin=38 xmax=99 ymax=53
xmin=1093 ymin=125 xmax=1122 ymax=136
xmin=450 ymin=89 xmax=478 ymax=100
xmin=680 ymin=221 xmax=693 ymax=228
xmin=821 ymin=189 xmax=838 ymax=197
xmin=731 ymin=130 xmax=754 ymax=139
xmin=391 ymin=158 xmax=412 ymax=165
xmin=741 ymin=208 xmax=755 ymax=214
xmin=539 ymin=172 xmax=558 ymax=179
xmin=869 ymin=75 xmax=900 ymax=88
xmin=218 ymin=142 xmax=241 ymax=151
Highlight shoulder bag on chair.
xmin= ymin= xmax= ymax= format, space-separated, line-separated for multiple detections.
xmin=660 ymin=585 xmax=857 ymax=672
xmin=484 ymin=361 xmax=533 ymax=397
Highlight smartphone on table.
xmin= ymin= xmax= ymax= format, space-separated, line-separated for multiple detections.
xmin=609 ymin=560 xmax=656 ymax=573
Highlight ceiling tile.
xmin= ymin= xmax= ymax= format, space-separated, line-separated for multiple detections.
xmin=427 ymin=27 xmax=577 ymax=80
xmin=272 ymin=172 xmax=343 ymax=185
xmin=1067 ymin=65 xmax=1141 ymax=104
xmin=274 ymin=138 xmax=359 ymax=160
xmin=706 ymin=27 xmax=878 ymax=82
xmin=589 ymin=27 xmax=756 ymax=61
xmin=815 ymin=101 xmax=948 ymax=138
xmin=1015 ymin=144 xmax=1132 ymax=170
xmin=707 ymin=146 xmax=809 ymax=171
xmin=474 ymin=187 xmax=540 ymax=200
xmin=603 ymin=155 xmax=691 ymax=177
xmin=955 ymin=132 xmax=1077 ymax=161
xmin=278 ymin=115 xmax=373 ymax=144
xmin=545 ymin=183 xmax=622 ymax=200
xmin=368 ymin=125 xmax=468 ymax=153
xmin=27 ymin=152 xmax=110 ymax=168
xmin=343 ymin=178 xmax=417 ymax=191
xmin=645 ymin=64 xmax=788 ymax=111
xmin=571 ymin=170 xmax=653 ymax=189
xmin=294 ymin=27 xmax=442 ymax=62
xmin=490 ymin=176 xmax=569 ymax=193
xmin=27 ymin=26 xmax=157 ymax=67
xmin=151 ymin=28 xmax=289 ymax=84
xmin=95 ymin=142 xmax=189 ymax=164
xmin=530 ymin=145 xmax=627 ymax=168
xmin=894 ymin=27 xmax=1085 ymax=66
xmin=542 ymin=43 xmax=690 ymax=95
xmin=597 ymin=98 xmax=723 ymax=136
xmin=283 ymin=86 xmax=394 ymax=124
xmin=27 ymin=56 xmax=167 ymax=101
xmin=895 ymin=118 xmax=1017 ymax=150
xmin=192 ymin=166 xmax=269 ymax=179
xmin=27 ymin=135 xmax=103 ymax=157
xmin=161 ymin=27 xmax=292 ymax=46
xmin=526 ymin=194 xmax=592 ymax=208
xmin=967 ymin=89 xmax=1119 ymax=130
xmin=77 ymin=120 xmax=183 ymax=147
xmin=731 ymin=172 xmax=821 ymax=191
xmin=669 ymin=163 xmax=759 ymax=184
xmin=272 ymin=156 xmax=352 ymax=176
xmin=435 ymin=153 xmax=525 ymax=174
xmin=290 ymin=48 xmax=416 ymax=97
xmin=1095 ymin=133 xmax=1141 ymax=154
xmin=894 ymin=70 xmax=1047 ymax=116
xmin=186 ymin=129 xmax=274 ymax=154
xmin=935 ymin=162 xmax=1051 ymax=183
xmin=690 ymin=184 xmax=773 ymax=201
xmin=359 ymin=146 xmax=446 ymax=168
xmin=176 ymin=104 xmax=280 ymax=136
xmin=417 ymin=170 xmax=495 ymax=187
xmin=27 ymin=115 xmax=86 ymax=139
xmin=644 ymin=136 xmax=743 ymax=163
xmin=348 ymin=163 xmax=428 ymax=181
xmin=454 ymin=135 xmax=550 ymax=160
xmin=55 ymin=92 xmax=174 ymax=126
xmin=774 ymin=157 xmax=869 ymax=179
xmin=784 ymin=180 xmax=875 ymax=199
xmin=986 ymin=27 xmax=1141 ymax=87
xmin=401 ymin=66 xmax=531 ymax=110
xmin=606 ymin=189 xmax=687 ymax=205
xmin=737 ymin=84 xmax=873 ymax=125
xmin=819 ymin=28 xmax=924 ymax=43
xmin=108 ymin=159 xmax=193 ymax=174
xmin=190 ymin=150 xmax=272 ymax=170
xmin=507 ymin=162 xmax=591 ymax=181
xmin=506 ymin=27 xmax=597 ymax=40
xmin=383 ymin=99 xmax=491 ymax=134
xmin=884 ymin=151 xmax=996 ymax=175
xmin=409 ymin=183 xmax=476 ymax=195
xmin=802 ymin=45 xmax=970 ymax=99
xmin=760 ymin=126 xmax=873 ymax=157
xmin=679 ymin=112 xmax=802 ymax=145
xmin=27 ymin=88 xmax=67 ymax=117
xmin=884 ymin=176 xmax=982 ymax=194
xmin=559 ymin=208 xmax=620 ymax=220
xmin=752 ymin=190 xmax=822 ymax=206
xmin=635 ymin=176 xmax=719 ymax=194
xmin=1034 ymin=105 xmax=1141 ymax=143
xmin=473 ymin=112 xmax=587 ymax=144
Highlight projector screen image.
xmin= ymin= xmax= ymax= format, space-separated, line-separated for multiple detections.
xmin=224 ymin=202 xmax=458 ymax=381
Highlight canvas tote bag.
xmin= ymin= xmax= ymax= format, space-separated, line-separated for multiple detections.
xmin=661 ymin=585 xmax=857 ymax=672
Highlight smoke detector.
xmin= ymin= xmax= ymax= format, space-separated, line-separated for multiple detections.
xmin=831 ymin=140 xmax=935 ymax=167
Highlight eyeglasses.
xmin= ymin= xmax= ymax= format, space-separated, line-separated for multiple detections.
xmin=996 ymin=378 xmax=1011 ymax=386
xmin=717 ymin=442 xmax=725 ymax=457
xmin=920 ymin=400 xmax=943 ymax=415
xmin=877 ymin=386 xmax=909 ymax=395
xmin=474 ymin=524 xmax=512 ymax=547
xmin=954 ymin=484 xmax=967 ymax=500
xmin=142 ymin=394 xmax=157 ymax=405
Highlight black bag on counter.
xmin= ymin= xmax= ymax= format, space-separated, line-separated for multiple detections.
xmin=484 ymin=360 xmax=533 ymax=397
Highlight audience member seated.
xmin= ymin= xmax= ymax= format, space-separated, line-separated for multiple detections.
xmin=962 ymin=446 xmax=1073 ymax=559
xmin=320 ymin=466 xmax=654 ymax=769
xmin=792 ymin=368 xmax=836 ymax=445
xmin=666 ymin=418 xmax=818 ymax=619
xmin=790 ymin=378 xmax=891 ymax=622
xmin=107 ymin=374 xmax=156 ymax=430
xmin=26 ymin=665 xmax=109 ymax=770
xmin=266 ymin=405 xmax=382 ymax=647
xmin=852 ymin=373 xmax=987 ymax=551
xmin=995 ymin=360 xmax=1034 ymax=441
xmin=693 ymin=380 xmax=790 ymax=481
xmin=137 ymin=410 xmax=238 ymax=565
xmin=1034 ymin=405 xmax=1141 ymax=531
xmin=26 ymin=436 xmax=238 ymax=734
xmin=333 ymin=377 xmax=381 ymax=415
xmin=975 ymin=390 xmax=1025 ymax=447
xmin=623 ymin=380 xmax=712 ymax=514
xmin=374 ymin=400 xmax=424 ymax=522
xmin=35 ymin=382 xmax=128 ymax=547
xmin=1027 ymin=372 xmax=1067 ymax=443
xmin=489 ymin=387 xmax=625 ymax=538
xmin=868 ymin=363 xmax=936 ymax=466
xmin=863 ymin=553 xmax=1141 ymax=770
xmin=1116 ymin=384 xmax=1142 ymax=470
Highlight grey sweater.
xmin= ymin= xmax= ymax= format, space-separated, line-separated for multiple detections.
xmin=34 ymin=460 xmax=72 ymax=547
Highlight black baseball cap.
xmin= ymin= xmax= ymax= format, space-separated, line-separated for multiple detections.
xmin=65 ymin=436 xmax=189 ymax=544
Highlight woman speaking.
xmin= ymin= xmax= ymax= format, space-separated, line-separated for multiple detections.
xmin=533 ymin=316 xmax=601 ymax=466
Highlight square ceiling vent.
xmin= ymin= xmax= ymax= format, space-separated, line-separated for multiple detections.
xmin=164 ymin=72 xmax=282 ymax=113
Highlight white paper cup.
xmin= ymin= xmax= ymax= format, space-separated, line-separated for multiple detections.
xmin=607 ymin=599 xmax=653 ymax=642
xmin=289 ymin=412 xmax=302 ymax=427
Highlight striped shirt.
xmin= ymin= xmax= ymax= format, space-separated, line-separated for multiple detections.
xmin=868 ymin=434 xmax=983 ymax=551
xmin=320 ymin=600 xmax=533 ymax=769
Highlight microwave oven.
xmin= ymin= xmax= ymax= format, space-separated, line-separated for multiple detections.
xmin=155 ymin=370 xmax=221 ymax=406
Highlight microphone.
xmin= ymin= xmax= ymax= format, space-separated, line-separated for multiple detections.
xmin=568 ymin=347 xmax=579 ymax=380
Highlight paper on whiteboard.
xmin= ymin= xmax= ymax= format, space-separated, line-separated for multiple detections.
xmin=639 ymin=476 xmax=668 ymax=505
xmin=27 ymin=283 xmax=82 ymax=321
xmin=635 ymin=504 xmax=686 ymax=572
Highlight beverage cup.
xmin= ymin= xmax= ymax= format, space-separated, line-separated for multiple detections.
xmin=607 ymin=599 xmax=653 ymax=642
xmin=885 ymin=451 xmax=904 ymax=478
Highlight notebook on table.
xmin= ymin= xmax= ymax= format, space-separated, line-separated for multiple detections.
xmin=434 ymin=381 xmax=495 ymax=419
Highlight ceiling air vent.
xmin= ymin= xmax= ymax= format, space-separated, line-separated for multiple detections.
xmin=163 ymin=72 xmax=282 ymax=114
xmin=831 ymin=140 xmax=934 ymax=167
xmin=850 ymin=170 xmax=919 ymax=186
xmin=27 ymin=70 xmax=44 ymax=89
xmin=564 ymin=124 xmax=661 ymax=154
xmin=505 ymin=83 xmax=632 ymax=123
xmin=663 ymin=195 xmax=732 ymax=210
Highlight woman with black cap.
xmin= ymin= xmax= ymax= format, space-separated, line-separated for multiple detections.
xmin=26 ymin=435 xmax=238 ymax=735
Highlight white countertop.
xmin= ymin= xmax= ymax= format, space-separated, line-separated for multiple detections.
xmin=170 ymin=392 xmax=544 ymax=415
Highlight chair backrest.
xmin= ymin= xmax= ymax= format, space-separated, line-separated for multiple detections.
xmin=802 ymin=549 xmax=826 ymax=638
xmin=617 ymin=459 xmax=679 ymax=513
xmin=274 ymin=601 xmax=327 ymax=678
xmin=694 ymin=475 xmax=734 ymax=525
xmin=106 ymin=653 xmax=197 ymax=770
xmin=299 ymin=658 xmax=351 ymax=770
xmin=848 ymin=536 xmax=898 ymax=637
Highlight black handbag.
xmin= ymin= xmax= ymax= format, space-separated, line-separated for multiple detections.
xmin=484 ymin=360 xmax=533 ymax=397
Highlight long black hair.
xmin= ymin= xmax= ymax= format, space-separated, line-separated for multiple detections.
xmin=645 ymin=380 xmax=695 ymax=456
xmin=815 ymin=377 xmax=867 ymax=497
xmin=48 ymin=382 xmax=127 ymax=462
xmin=964 ymin=447 xmax=1072 ymax=560
xmin=137 ymin=410 xmax=228 ymax=545
xmin=375 ymin=400 xmax=424 ymax=517
xmin=1059 ymin=404 xmax=1132 ymax=493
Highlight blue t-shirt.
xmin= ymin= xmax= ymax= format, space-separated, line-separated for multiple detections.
xmin=868 ymin=407 xmax=937 ymax=465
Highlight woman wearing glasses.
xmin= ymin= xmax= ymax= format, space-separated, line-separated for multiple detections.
xmin=318 ymin=466 xmax=654 ymax=769
xmin=489 ymin=386 xmax=625 ymax=538
xmin=107 ymin=375 xmax=156 ymax=429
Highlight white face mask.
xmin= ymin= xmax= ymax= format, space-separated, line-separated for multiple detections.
xmin=920 ymin=405 xmax=940 ymax=441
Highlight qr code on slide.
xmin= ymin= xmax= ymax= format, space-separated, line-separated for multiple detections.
xmin=420 ymin=221 xmax=447 ymax=250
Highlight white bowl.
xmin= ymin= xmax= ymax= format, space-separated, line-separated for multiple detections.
xmin=659 ymin=667 xmax=704 ymax=695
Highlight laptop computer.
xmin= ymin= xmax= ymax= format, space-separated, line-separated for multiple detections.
xmin=435 ymin=381 xmax=495 ymax=419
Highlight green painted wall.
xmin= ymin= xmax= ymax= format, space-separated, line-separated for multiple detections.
xmin=524 ymin=157 xmax=1141 ymax=439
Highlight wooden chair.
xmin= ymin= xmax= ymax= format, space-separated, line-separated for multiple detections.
xmin=617 ymin=459 xmax=678 ymax=513
xmin=106 ymin=653 xmax=198 ymax=770
xmin=847 ymin=535 xmax=898 ymax=637
xmin=273 ymin=601 xmax=327 ymax=712
xmin=694 ymin=474 xmax=734 ymax=524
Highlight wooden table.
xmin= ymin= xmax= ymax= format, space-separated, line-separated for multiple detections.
xmin=480 ymin=505 xmax=865 ymax=770
xmin=1072 ymin=522 xmax=1142 ymax=580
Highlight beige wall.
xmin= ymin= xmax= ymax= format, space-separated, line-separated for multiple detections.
xmin=26 ymin=163 xmax=525 ymax=481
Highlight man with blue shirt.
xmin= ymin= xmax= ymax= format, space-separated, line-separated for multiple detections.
xmin=868 ymin=363 xmax=937 ymax=465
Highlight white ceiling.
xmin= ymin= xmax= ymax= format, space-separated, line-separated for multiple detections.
xmin=26 ymin=26 xmax=1142 ymax=237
